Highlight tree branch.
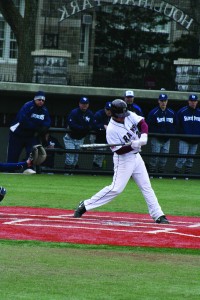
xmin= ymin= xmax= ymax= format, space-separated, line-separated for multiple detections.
xmin=0 ymin=0 xmax=24 ymax=42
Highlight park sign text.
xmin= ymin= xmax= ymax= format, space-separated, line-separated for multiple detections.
xmin=58 ymin=0 xmax=193 ymax=30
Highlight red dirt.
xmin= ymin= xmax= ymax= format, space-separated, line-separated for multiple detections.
xmin=0 ymin=206 xmax=200 ymax=249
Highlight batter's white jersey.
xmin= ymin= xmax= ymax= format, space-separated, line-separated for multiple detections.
xmin=84 ymin=111 xmax=165 ymax=221
xmin=106 ymin=111 xmax=143 ymax=154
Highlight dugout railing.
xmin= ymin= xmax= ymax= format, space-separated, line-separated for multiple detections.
xmin=38 ymin=128 xmax=200 ymax=179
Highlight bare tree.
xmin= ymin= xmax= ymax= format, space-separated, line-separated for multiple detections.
xmin=0 ymin=0 xmax=38 ymax=82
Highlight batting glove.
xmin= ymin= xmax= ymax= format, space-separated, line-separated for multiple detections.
xmin=131 ymin=140 xmax=141 ymax=149
xmin=0 ymin=186 xmax=6 ymax=202
xmin=139 ymin=133 xmax=148 ymax=146
xmin=131 ymin=134 xmax=148 ymax=149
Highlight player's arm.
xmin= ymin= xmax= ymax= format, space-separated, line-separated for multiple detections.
xmin=17 ymin=103 xmax=35 ymax=128
xmin=41 ymin=107 xmax=51 ymax=128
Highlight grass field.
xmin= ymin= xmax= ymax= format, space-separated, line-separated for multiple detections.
xmin=0 ymin=173 xmax=200 ymax=300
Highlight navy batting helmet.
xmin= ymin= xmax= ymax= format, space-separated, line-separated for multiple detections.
xmin=111 ymin=99 xmax=130 ymax=118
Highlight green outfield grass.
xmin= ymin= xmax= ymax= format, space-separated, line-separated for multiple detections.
xmin=0 ymin=173 xmax=200 ymax=300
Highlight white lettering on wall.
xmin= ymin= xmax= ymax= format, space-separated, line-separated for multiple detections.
xmin=83 ymin=0 xmax=93 ymax=10
xmin=58 ymin=6 xmax=70 ymax=22
xmin=58 ymin=0 xmax=194 ymax=30
xmin=70 ymin=1 xmax=81 ymax=15
xmin=181 ymin=15 xmax=194 ymax=30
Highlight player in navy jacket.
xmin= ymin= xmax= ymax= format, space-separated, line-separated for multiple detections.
xmin=63 ymin=96 xmax=94 ymax=169
xmin=146 ymin=93 xmax=176 ymax=174
xmin=174 ymin=94 xmax=200 ymax=174
xmin=124 ymin=90 xmax=143 ymax=116
xmin=7 ymin=91 xmax=51 ymax=163
xmin=92 ymin=101 xmax=112 ymax=169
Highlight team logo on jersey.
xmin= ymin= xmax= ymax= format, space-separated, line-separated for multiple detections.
xmin=184 ymin=116 xmax=200 ymax=122
xmin=157 ymin=117 xmax=174 ymax=123
xmin=31 ymin=113 xmax=45 ymax=120
xmin=123 ymin=134 xmax=131 ymax=143
xmin=122 ymin=124 xmax=139 ymax=143
xmin=130 ymin=124 xmax=138 ymax=133
xmin=85 ymin=116 xmax=91 ymax=122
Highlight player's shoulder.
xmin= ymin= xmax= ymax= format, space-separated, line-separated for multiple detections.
xmin=70 ymin=107 xmax=79 ymax=114
xmin=133 ymin=103 xmax=142 ymax=111
xmin=95 ymin=108 xmax=104 ymax=115
xmin=128 ymin=111 xmax=143 ymax=121
xmin=148 ymin=107 xmax=159 ymax=115
xmin=167 ymin=107 xmax=175 ymax=114
xmin=177 ymin=106 xmax=188 ymax=116
xmin=107 ymin=118 xmax=122 ymax=129
xmin=23 ymin=100 xmax=33 ymax=108
xmin=86 ymin=108 xmax=94 ymax=115
xmin=41 ymin=105 xmax=49 ymax=113
xmin=20 ymin=100 xmax=35 ymax=113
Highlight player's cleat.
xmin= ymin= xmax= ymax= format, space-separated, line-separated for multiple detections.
xmin=74 ymin=201 xmax=86 ymax=218
xmin=23 ymin=168 xmax=36 ymax=175
xmin=156 ymin=215 xmax=169 ymax=224
xmin=0 ymin=186 xmax=7 ymax=202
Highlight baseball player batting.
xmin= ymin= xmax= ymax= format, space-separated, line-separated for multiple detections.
xmin=74 ymin=99 xmax=169 ymax=224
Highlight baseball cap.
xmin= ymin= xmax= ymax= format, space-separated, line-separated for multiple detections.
xmin=79 ymin=96 xmax=89 ymax=104
xmin=158 ymin=93 xmax=168 ymax=101
xmin=124 ymin=90 xmax=134 ymax=97
xmin=189 ymin=94 xmax=198 ymax=101
xmin=105 ymin=102 xmax=112 ymax=110
xmin=34 ymin=91 xmax=46 ymax=101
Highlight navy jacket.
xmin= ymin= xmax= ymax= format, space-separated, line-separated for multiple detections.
xmin=93 ymin=109 xmax=111 ymax=143
xmin=147 ymin=107 xmax=176 ymax=141
xmin=126 ymin=103 xmax=143 ymax=116
xmin=10 ymin=100 xmax=51 ymax=137
xmin=176 ymin=105 xmax=200 ymax=143
xmin=67 ymin=107 xmax=94 ymax=139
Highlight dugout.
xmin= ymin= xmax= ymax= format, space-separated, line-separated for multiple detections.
xmin=0 ymin=82 xmax=200 ymax=178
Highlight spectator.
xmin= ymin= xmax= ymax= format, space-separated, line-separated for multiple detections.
xmin=41 ymin=131 xmax=63 ymax=169
xmin=63 ymin=96 xmax=94 ymax=170
xmin=92 ymin=101 xmax=112 ymax=169
xmin=174 ymin=94 xmax=200 ymax=174
xmin=147 ymin=93 xmax=176 ymax=174
xmin=7 ymin=91 xmax=51 ymax=165
xmin=124 ymin=90 xmax=143 ymax=116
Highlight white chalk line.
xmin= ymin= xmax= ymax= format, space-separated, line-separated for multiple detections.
xmin=2 ymin=222 xmax=200 ymax=240
xmin=1 ymin=211 xmax=200 ymax=239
